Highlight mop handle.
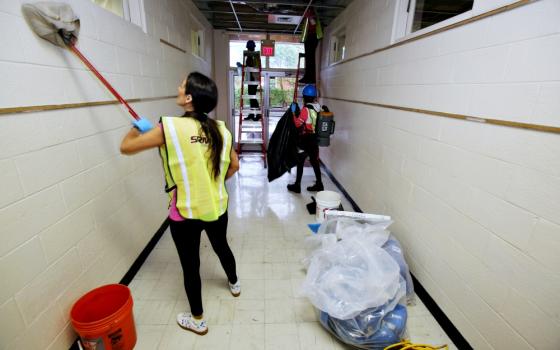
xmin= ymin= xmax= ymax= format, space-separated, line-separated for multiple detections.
xmin=68 ymin=43 xmax=140 ymax=121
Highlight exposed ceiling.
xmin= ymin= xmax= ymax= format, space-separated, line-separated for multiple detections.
xmin=192 ymin=0 xmax=353 ymax=34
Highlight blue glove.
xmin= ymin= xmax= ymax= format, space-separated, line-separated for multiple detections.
xmin=132 ymin=117 xmax=154 ymax=133
xmin=290 ymin=102 xmax=298 ymax=113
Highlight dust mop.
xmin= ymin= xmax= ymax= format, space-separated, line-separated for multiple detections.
xmin=21 ymin=2 xmax=152 ymax=132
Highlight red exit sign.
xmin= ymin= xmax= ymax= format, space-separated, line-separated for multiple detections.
xmin=261 ymin=40 xmax=275 ymax=57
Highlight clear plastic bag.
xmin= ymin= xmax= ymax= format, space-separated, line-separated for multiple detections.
xmin=299 ymin=230 xmax=404 ymax=319
xmin=303 ymin=211 xmax=393 ymax=269
xmin=318 ymin=211 xmax=393 ymax=242
xmin=303 ymin=212 xmax=415 ymax=304
xmin=300 ymin=211 xmax=415 ymax=348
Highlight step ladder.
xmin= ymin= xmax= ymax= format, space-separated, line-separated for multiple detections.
xmin=237 ymin=50 xmax=267 ymax=167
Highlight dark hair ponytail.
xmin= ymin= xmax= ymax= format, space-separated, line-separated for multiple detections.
xmin=184 ymin=72 xmax=223 ymax=179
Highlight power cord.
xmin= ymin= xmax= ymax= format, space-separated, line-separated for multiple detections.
xmin=385 ymin=340 xmax=449 ymax=350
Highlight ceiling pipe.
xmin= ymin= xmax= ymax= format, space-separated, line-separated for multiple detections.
xmin=293 ymin=0 xmax=313 ymax=34
xmin=229 ymin=0 xmax=243 ymax=32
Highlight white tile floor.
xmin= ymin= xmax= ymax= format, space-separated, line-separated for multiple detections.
xmin=129 ymin=156 xmax=457 ymax=350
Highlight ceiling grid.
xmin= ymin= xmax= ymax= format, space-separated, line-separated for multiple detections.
xmin=192 ymin=0 xmax=353 ymax=33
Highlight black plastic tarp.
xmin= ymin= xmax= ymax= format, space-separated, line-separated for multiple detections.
xmin=267 ymin=106 xmax=299 ymax=182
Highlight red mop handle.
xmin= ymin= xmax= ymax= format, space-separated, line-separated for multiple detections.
xmin=69 ymin=43 xmax=140 ymax=121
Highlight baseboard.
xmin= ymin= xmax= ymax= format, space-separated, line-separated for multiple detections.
xmin=320 ymin=161 xmax=473 ymax=350
xmin=69 ymin=218 xmax=170 ymax=350
xmin=120 ymin=218 xmax=170 ymax=285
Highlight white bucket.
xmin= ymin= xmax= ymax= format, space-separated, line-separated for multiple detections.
xmin=315 ymin=190 xmax=341 ymax=222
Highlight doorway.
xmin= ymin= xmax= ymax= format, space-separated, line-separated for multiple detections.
xmin=230 ymin=70 xmax=298 ymax=149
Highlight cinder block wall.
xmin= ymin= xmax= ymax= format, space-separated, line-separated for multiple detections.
xmin=319 ymin=0 xmax=560 ymax=349
xmin=0 ymin=0 xmax=213 ymax=349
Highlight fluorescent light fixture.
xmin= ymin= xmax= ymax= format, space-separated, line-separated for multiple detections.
xmin=268 ymin=14 xmax=302 ymax=25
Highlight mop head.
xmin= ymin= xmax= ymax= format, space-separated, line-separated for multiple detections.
xmin=21 ymin=2 xmax=80 ymax=47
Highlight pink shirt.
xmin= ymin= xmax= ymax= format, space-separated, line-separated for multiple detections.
xmin=160 ymin=123 xmax=185 ymax=222
xmin=169 ymin=190 xmax=185 ymax=222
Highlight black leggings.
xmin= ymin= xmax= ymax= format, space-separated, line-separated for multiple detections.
xmin=169 ymin=212 xmax=237 ymax=316
xmin=295 ymin=134 xmax=322 ymax=185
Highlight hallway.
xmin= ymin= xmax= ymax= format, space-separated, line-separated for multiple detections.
xmin=2 ymin=1 xmax=559 ymax=348
xmin=129 ymin=157 xmax=456 ymax=349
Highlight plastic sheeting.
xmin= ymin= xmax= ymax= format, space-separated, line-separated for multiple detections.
xmin=301 ymin=212 xmax=415 ymax=349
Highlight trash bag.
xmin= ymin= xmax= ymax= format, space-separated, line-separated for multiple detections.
xmin=308 ymin=212 xmax=414 ymax=302
xmin=299 ymin=230 xmax=404 ymax=319
xmin=319 ymin=304 xmax=408 ymax=349
xmin=267 ymin=106 xmax=299 ymax=182
xmin=382 ymin=237 xmax=415 ymax=302
xmin=317 ymin=212 xmax=393 ymax=242
xmin=300 ymin=212 xmax=413 ymax=349
xmin=303 ymin=212 xmax=393 ymax=267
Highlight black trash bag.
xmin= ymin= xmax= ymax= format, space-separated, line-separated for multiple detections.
xmin=267 ymin=105 xmax=300 ymax=182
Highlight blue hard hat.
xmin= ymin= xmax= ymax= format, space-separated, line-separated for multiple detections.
xmin=246 ymin=40 xmax=256 ymax=49
xmin=302 ymin=84 xmax=317 ymax=97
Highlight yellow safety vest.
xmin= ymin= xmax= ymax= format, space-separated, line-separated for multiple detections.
xmin=306 ymin=106 xmax=318 ymax=133
xmin=159 ymin=116 xmax=232 ymax=222
xmin=301 ymin=16 xmax=323 ymax=42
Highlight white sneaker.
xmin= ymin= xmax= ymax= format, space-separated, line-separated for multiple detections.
xmin=229 ymin=280 xmax=241 ymax=297
xmin=176 ymin=312 xmax=208 ymax=335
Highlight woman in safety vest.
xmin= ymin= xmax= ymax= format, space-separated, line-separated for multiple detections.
xmin=120 ymin=72 xmax=240 ymax=336
xmin=287 ymin=84 xmax=323 ymax=193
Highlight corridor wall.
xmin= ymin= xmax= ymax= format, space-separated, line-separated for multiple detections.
xmin=319 ymin=1 xmax=560 ymax=349
xmin=0 ymin=0 xmax=213 ymax=348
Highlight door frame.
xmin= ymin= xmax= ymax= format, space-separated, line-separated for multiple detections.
xmin=229 ymin=69 xmax=297 ymax=147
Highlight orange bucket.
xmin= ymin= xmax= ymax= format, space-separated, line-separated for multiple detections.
xmin=70 ymin=284 xmax=136 ymax=350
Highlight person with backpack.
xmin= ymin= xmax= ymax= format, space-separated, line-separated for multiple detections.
xmin=287 ymin=84 xmax=323 ymax=193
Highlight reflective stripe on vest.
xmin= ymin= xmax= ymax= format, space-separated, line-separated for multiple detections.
xmin=159 ymin=117 xmax=232 ymax=221
xmin=304 ymin=106 xmax=318 ymax=133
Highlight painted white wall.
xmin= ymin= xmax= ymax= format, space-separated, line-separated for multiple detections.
xmin=320 ymin=1 xmax=560 ymax=349
xmin=213 ymin=29 xmax=231 ymax=127
xmin=0 ymin=0 xmax=213 ymax=349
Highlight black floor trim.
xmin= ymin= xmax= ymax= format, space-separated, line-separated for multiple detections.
xmin=410 ymin=275 xmax=473 ymax=349
xmin=120 ymin=218 xmax=170 ymax=285
xmin=320 ymin=161 xmax=363 ymax=213
xmin=70 ymin=218 xmax=170 ymax=350
xmin=320 ymin=161 xmax=473 ymax=350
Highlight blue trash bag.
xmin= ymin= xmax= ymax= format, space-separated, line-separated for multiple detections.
xmin=319 ymin=303 xmax=407 ymax=350
xmin=382 ymin=238 xmax=415 ymax=300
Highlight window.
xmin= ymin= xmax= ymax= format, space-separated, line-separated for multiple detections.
xmin=410 ymin=0 xmax=474 ymax=32
xmin=229 ymin=34 xmax=302 ymax=69
xmin=229 ymin=40 xmax=261 ymax=68
xmin=268 ymin=43 xmax=305 ymax=69
xmin=91 ymin=0 xmax=146 ymax=31
xmin=92 ymin=0 xmax=124 ymax=17
xmin=191 ymin=29 xmax=204 ymax=58
xmin=330 ymin=32 xmax=346 ymax=64
xmin=394 ymin=0 xmax=474 ymax=39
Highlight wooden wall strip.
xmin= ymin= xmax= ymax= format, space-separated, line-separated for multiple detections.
xmin=326 ymin=0 xmax=533 ymax=69
xmin=323 ymin=96 xmax=560 ymax=134
xmin=160 ymin=39 xmax=187 ymax=53
xmin=0 ymin=96 xmax=176 ymax=116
